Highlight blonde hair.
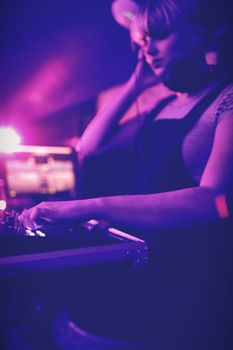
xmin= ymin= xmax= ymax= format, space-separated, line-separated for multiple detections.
xmin=134 ymin=0 xmax=200 ymax=38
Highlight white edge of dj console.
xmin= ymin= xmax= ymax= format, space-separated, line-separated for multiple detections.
xmin=0 ymin=227 xmax=148 ymax=271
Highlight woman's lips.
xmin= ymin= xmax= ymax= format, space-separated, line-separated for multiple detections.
xmin=146 ymin=57 xmax=163 ymax=67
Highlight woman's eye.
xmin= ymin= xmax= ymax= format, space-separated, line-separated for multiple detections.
xmin=156 ymin=30 xmax=170 ymax=40
xmin=151 ymin=27 xmax=172 ymax=40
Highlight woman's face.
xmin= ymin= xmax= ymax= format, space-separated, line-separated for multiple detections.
xmin=131 ymin=21 xmax=195 ymax=79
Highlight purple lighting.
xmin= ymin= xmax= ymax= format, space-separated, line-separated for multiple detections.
xmin=3 ymin=57 xmax=73 ymax=121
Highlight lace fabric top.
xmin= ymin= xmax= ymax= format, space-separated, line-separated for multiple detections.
xmin=153 ymin=83 xmax=233 ymax=185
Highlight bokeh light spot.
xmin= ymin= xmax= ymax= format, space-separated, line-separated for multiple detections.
xmin=0 ymin=127 xmax=21 ymax=153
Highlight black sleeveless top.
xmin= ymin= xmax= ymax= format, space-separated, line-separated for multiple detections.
xmin=80 ymin=81 xmax=228 ymax=198
xmin=136 ymin=82 xmax=227 ymax=194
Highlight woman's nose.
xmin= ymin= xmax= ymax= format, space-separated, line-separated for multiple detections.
xmin=143 ymin=37 xmax=159 ymax=56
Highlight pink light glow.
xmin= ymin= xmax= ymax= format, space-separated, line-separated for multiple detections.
xmin=0 ymin=30 xmax=102 ymax=123
xmin=0 ymin=127 xmax=21 ymax=153
xmin=0 ymin=55 xmax=78 ymax=122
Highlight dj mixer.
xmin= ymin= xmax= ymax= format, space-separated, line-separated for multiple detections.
xmin=0 ymin=209 xmax=148 ymax=271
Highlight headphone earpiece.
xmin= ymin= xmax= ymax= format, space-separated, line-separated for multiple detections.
xmin=111 ymin=0 xmax=141 ymax=30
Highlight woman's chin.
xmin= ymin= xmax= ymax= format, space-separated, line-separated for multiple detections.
xmin=151 ymin=66 xmax=164 ymax=80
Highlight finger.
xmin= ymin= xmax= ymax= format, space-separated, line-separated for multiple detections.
xmin=30 ymin=206 xmax=55 ymax=228
xmin=19 ymin=207 xmax=43 ymax=229
xmin=137 ymin=48 xmax=144 ymax=60
xmin=18 ymin=209 xmax=36 ymax=229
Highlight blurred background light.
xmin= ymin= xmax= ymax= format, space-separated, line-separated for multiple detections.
xmin=0 ymin=200 xmax=7 ymax=211
xmin=0 ymin=127 xmax=21 ymax=153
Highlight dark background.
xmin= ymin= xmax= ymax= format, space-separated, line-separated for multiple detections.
xmin=0 ymin=0 xmax=136 ymax=145
xmin=0 ymin=0 xmax=232 ymax=146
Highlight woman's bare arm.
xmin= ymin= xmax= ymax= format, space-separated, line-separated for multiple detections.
xmin=92 ymin=112 xmax=233 ymax=231
xmin=19 ymin=107 xmax=233 ymax=233
xmin=78 ymin=60 xmax=158 ymax=157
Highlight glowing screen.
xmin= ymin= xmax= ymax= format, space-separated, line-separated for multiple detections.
xmin=4 ymin=146 xmax=76 ymax=198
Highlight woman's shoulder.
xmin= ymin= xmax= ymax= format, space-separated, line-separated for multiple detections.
xmin=218 ymin=82 xmax=233 ymax=98
xmin=214 ymin=82 xmax=233 ymax=123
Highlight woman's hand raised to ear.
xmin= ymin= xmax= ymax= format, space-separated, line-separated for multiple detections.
xmin=130 ymin=51 xmax=160 ymax=93
xmin=77 ymin=50 xmax=161 ymax=158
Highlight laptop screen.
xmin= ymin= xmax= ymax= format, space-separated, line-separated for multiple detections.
xmin=4 ymin=145 xmax=77 ymax=200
